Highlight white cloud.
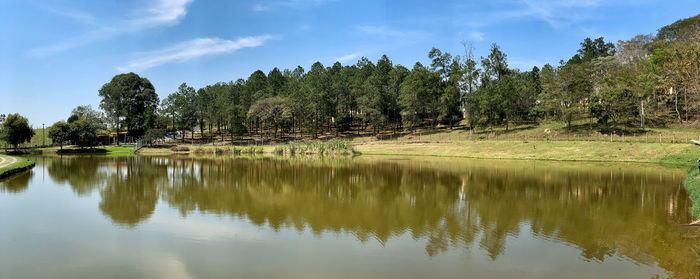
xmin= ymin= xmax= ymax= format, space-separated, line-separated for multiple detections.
xmin=456 ymin=0 xmax=602 ymax=29
xmin=129 ymin=0 xmax=193 ymax=27
xmin=35 ymin=4 xmax=97 ymax=25
xmin=356 ymin=25 xmax=428 ymax=39
xmin=334 ymin=52 xmax=363 ymax=63
xmin=470 ymin=31 xmax=484 ymax=41
xmin=118 ymin=36 xmax=274 ymax=71
xmin=252 ymin=4 xmax=271 ymax=11
xmin=30 ymin=0 xmax=194 ymax=57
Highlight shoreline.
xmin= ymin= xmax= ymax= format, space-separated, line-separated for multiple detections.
xmin=0 ymin=155 xmax=36 ymax=179
xmin=38 ymin=139 xmax=699 ymax=166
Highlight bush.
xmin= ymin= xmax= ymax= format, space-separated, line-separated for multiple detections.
xmin=274 ymin=139 xmax=355 ymax=155
xmin=171 ymin=146 xmax=190 ymax=152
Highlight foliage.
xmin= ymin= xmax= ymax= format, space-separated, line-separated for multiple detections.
xmin=0 ymin=113 xmax=35 ymax=151
xmin=48 ymin=121 xmax=71 ymax=150
xmin=589 ymin=88 xmax=639 ymax=130
xmin=98 ymin=72 xmax=159 ymax=139
xmin=274 ymin=139 xmax=355 ymax=155
xmin=143 ymin=129 xmax=165 ymax=146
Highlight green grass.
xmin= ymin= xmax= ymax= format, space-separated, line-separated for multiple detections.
xmin=365 ymin=119 xmax=700 ymax=144
xmin=356 ymin=140 xmax=698 ymax=164
xmin=0 ymin=155 xmax=35 ymax=178
xmin=683 ymin=168 xmax=700 ymax=218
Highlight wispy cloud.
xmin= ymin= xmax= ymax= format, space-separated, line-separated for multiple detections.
xmin=456 ymin=0 xmax=602 ymax=29
xmin=334 ymin=52 xmax=363 ymax=63
xmin=469 ymin=31 xmax=485 ymax=41
xmin=118 ymin=36 xmax=274 ymax=71
xmin=35 ymin=4 xmax=97 ymax=25
xmin=30 ymin=0 xmax=194 ymax=57
xmin=356 ymin=25 xmax=428 ymax=39
xmin=252 ymin=0 xmax=338 ymax=12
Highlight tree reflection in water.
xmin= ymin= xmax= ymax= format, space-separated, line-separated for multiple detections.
xmin=43 ymin=155 xmax=699 ymax=278
xmin=0 ymin=170 xmax=33 ymax=194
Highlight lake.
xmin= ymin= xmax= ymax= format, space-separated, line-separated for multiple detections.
xmin=0 ymin=155 xmax=698 ymax=278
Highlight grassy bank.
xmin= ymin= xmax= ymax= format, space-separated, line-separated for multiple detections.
xmin=355 ymin=140 xmax=698 ymax=165
xmin=684 ymin=168 xmax=700 ymax=218
xmin=0 ymin=155 xmax=35 ymax=179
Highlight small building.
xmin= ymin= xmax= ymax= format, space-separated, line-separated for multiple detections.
xmin=110 ymin=131 xmax=129 ymax=144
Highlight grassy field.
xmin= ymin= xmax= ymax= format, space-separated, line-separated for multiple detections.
xmin=354 ymin=140 xmax=698 ymax=165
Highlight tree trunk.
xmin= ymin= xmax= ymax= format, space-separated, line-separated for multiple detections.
xmin=116 ymin=120 xmax=121 ymax=146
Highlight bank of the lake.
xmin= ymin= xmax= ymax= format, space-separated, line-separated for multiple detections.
xmin=133 ymin=139 xmax=699 ymax=164
xmin=0 ymin=155 xmax=35 ymax=179
xmin=357 ymin=140 xmax=700 ymax=165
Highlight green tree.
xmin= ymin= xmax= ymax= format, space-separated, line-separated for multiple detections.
xmin=247 ymin=97 xmax=292 ymax=138
xmin=589 ymin=88 xmax=639 ymax=131
xmin=0 ymin=113 xmax=35 ymax=151
xmin=66 ymin=105 xmax=105 ymax=149
xmin=98 ymin=73 xmax=159 ymax=144
xmin=162 ymin=83 xmax=197 ymax=143
xmin=48 ymin=121 xmax=71 ymax=150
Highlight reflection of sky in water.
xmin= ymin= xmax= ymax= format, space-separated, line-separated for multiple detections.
xmin=0 ymin=157 xmax=693 ymax=279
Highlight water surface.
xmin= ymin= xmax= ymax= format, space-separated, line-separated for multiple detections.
xmin=1 ymin=155 xmax=697 ymax=278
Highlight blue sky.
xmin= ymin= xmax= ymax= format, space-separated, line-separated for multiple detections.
xmin=1 ymin=0 xmax=699 ymax=127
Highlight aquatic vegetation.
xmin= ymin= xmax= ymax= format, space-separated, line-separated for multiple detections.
xmin=274 ymin=139 xmax=355 ymax=155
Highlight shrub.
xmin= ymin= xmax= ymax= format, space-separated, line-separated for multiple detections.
xmin=171 ymin=146 xmax=190 ymax=152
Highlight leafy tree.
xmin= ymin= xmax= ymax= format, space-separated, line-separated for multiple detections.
xmin=98 ymin=73 xmax=159 ymax=144
xmin=0 ymin=113 xmax=34 ymax=151
xmin=361 ymin=55 xmax=393 ymax=134
xmin=66 ymin=106 xmax=105 ymax=149
xmin=143 ymin=128 xmax=165 ymax=147
xmin=247 ymin=97 xmax=292 ymax=138
xmin=304 ymin=62 xmax=329 ymax=138
xmin=48 ymin=121 xmax=71 ymax=150
xmin=162 ymin=83 xmax=197 ymax=143
xmin=399 ymin=63 xmax=428 ymax=130
xmin=267 ymin=67 xmax=287 ymax=97
xmin=657 ymin=14 xmax=700 ymax=41
xmin=481 ymin=43 xmax=509 ymax=82
xmin=247 ymin=70 xmax=270 ymax=102
xmin=589 ymin=88 xmax=639 ymax=130
xmin=575 ymin=37 xmax=616 ymax=63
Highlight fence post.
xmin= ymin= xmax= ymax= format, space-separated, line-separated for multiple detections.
xmin=610 ymin=133 xmax=613 ymax=142
xmin=622 ymin=133 xmax=624 ymax=142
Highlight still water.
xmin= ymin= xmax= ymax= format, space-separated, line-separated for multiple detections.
xmin=0 ymin=155 xmax=698 ymax=278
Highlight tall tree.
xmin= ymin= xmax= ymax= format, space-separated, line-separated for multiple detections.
xmin=98 ymin=73 xmax=159 ymax=145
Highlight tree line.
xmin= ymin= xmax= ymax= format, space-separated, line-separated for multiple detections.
xmin=27 ymin=13 xmax=700 ymax=147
